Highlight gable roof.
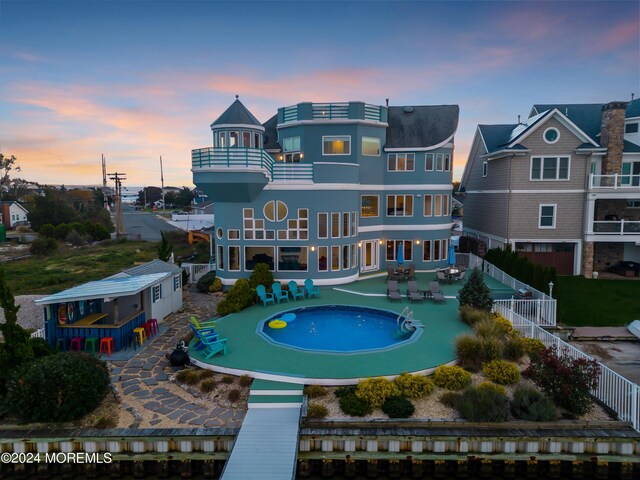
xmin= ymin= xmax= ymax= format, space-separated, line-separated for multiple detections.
xmin=531 ymin=103 xmax=603 ymax=141
xmin=624 ymin=140 xmax=640 ymax=153
xmin=120 ymin=259 xmax=182 ymax=277
xmin=385 ymin=105 xmax=459 ymax=148
xmin=0 ymin=201 xmax=28 ymax=212
xmin=478 ymin=124 xmax=520 ymax=153
xmin=211 ymin=98 xmax=262 ymax=128
xmin=628 ymin=98 xmax=640 ymax=119
xmin=262 ymin=114 xmax=280 ymax=150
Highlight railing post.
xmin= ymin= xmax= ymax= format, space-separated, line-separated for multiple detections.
xmin=614 ymin=173 xmax=619 ymax=189
xmin=536 ymin=299 xmax=541 ymax=325
xmin=620 ymin=218 xmax=624 ymax=234
xmin=246 ymin=148 xmax=249 ymax=167
xmin=633 ymin=383 xmax=639 ymax=431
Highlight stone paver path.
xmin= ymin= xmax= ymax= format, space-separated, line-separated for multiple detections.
xmin=109 ymin=287 xmax=247 ymax=428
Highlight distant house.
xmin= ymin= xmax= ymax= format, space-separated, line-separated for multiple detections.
xmin=460 ymin=99 xmax=640 ymax=276
xmin=0 ymin=201 xmax=30 ymax=229
xmin=191 ymin=201 xmax=214 ymax=216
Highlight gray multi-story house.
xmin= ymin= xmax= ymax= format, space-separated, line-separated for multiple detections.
xmin=460 ymin=99 xmax=640 ymax=276
xmin=192 ymin=97 xmax=459 ymax=285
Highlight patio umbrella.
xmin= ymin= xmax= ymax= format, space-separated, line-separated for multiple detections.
xmin=397 ymin=243 xmax=405 ymax=266
xmin=448 ymin=241 xmax=456 ymax=266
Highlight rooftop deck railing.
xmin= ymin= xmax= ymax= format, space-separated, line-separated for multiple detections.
xmin=495 ymin=302 xmax=640 ymax=432
xmin=272 ymin=163 xmax=313 ymax=182
xmin=280 ymin=102 xmax=384 ymax=123
xmin=592 ymin=220 xmax=640 ymax=235
xmin=589 ymin=173 xmax=640 ymax=189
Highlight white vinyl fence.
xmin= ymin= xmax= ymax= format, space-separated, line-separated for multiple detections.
xmin=30 ymin=328 xmax=45 ymax=339
xmin=494 ymin=302 xmax=640 ymax=432
xmin=181 ymin=263 xmax=215 ymax=284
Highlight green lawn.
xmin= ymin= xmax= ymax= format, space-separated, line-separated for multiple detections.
xmin=557 ymin=276 xmax=640 ymax=326
xmin=2 ymin=240 xmax=159 ymax=295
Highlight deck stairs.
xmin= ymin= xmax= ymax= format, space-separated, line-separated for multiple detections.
xmin=221 ymin=379 xmax=303 ymax=479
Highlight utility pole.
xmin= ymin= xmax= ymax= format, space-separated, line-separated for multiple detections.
xmin=101 ymin=154 xmax=108 ymax=209
xmin=160 ymin=155 xmax=166 ymax=214
xmin=108 ymin=171 xmax=127 ymax=237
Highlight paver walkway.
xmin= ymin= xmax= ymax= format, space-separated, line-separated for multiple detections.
xmin=108 ymin=288 xmax=246 ymax=428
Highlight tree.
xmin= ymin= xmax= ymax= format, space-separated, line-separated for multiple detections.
xmin=137 ymin=186 xmax=162 ymax=207
xmin=458 ymin=268 xmax=493 ymax=311
xmin=0 ymin=154 xmax=20 ymax=200
xmin=176 ymin=187 xmax=194 ymax=207
xmin=157 ymin=231 xmax=173 ymax=262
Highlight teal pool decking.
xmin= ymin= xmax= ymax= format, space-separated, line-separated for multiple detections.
xmin=190 ymin=273 xmax=514 ymax=384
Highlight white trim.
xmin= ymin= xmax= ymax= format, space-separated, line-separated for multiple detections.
xmin=538 ymin=204 xmax=557 ymax=229
xmin=210 ymin=123 xmax=265 ymax=132
xmin=423 ymin=194 xmax=433 ymax=217
xmin=385 ymin=194 xmax=414 ymax=217
xmin=384 ymin=133 xmax=456 ymax=152
xmin=510 ymin=237 xmax=582 ymax=242
xmin=322 ymin=135 xmax=351 ymax=156
xmin=317 ymin=212 xmax=328 ymax=239
xmin=510 ymin=109 xmax=598 ymax=147
xmin=313 ymin=162 xmax=359 ymax=166
xmin=483 ymin=149 xmax=530 ymax=160
xmin=227 ymin=229 xmax=240 ymax=240
xmin=387 ymin=152 xmax=415 ymax=172
xmin=358 ymin=223 xmax=452 ymax=233
xmin=543 ymin=127 xmax=560 ymax=144
xmin=529 ymin=155 xmax=571 ymax=181
xmin=463 ymin=227 xmax=508 ymax=244
xmin=360 ymin=194 xmax=380 ymax=218
xmin=278 ymin=119 xmax=388 ymax=128
xmin=330 ymin=212 xmax=340 ymax=239
xmin=463 ymin=190 xmax=510 ymax=194
xmin=425 ymin=152 xmax=434 ymax=171
xmin=227 ymin=245 xmax=241 ymax=272
xmin=265 ymin=183 xmax=453 ymax=191
xmin=511 ymin=189 xmax=585 ymax=194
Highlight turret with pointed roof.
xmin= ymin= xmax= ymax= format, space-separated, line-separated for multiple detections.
xmin=210 ymin=96 xmax=264 ymax=130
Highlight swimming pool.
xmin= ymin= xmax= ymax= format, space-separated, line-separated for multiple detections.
xmin=257 ymin=305 xmax=422 ymax=354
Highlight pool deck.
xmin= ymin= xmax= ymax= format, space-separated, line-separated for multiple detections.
xmin=190 ymin=273 xmax=514 ymax=385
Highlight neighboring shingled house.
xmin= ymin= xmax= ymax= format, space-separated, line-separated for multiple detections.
xmin=460 ymin=99 xmax=640 ymax=276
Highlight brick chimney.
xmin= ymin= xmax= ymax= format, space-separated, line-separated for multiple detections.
xmin=600 ymin=101 xmax=627 ymax=175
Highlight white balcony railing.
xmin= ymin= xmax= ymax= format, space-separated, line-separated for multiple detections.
xmin=589 ymin=173 xmax=640 ymax=189
xmin=592 ymin=220 xmax=640 ymax=235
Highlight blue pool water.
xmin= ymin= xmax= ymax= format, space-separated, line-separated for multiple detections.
xmin=258 ymin=305 xmax=420 ymax=353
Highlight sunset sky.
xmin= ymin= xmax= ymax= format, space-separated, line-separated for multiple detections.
xmin=0 ymin=0 xmax=638 ymax=188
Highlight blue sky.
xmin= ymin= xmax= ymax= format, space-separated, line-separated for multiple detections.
xmin=0 ymin=0 xmax=638 ymax=186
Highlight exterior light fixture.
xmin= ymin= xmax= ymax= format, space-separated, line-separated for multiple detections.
xmin=311 ymin=246 xmax=316 ymax=252
xmin=278 ymin=155 xmax=283 ymax=161
xmin=358 ymin=242 xmax=362 ymax=247
xmin=300 ymin=153 xmax=304 ymax=159
xmin=415 ymin=240 xmax=420 ymax=245
xmin=379 ymin=240 xmax=383 ymax=245
xmin=548 ymin=281 xmax=554 ymax=297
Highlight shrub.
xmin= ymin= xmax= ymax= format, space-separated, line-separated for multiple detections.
xmin=393 ymin=373 xmax=434 ymax=398
xmin=433 ymin=365 xmax=472 ymax=391
xmin=209 ymin=278 xmax=223 ymax=293
xmin=307 ymin=402 xmax=328 ymax=419
xmin=199 ymin=369 xmax=215 ymax=380
xmin=5 ymin=352 xmax=110 ymax=422
xmin=94 ymin=415 xmax=117 ymax=429
xmin=53 ymin=223 xmax=70 ymax=241
xmin=196 ymin=271 xmax=217 ymax=293
xmin=355 ymin=378 xmax=400 ymax=408
xmin=382 ymin=396 xmax=415 ymax=418
xmin=493 ymin=314 xmax=514 ymax=334
xmin=458 ymin=268 xmax=493 ymax=312
xmin=334 ymin=385 xmax=357 ymax=398
xmin=474 ymin=317 xmax=505 ymax=339
xmin=511 ymin=387 xmax=557 ymax=421
xmin=248 ymin=263 xmax=274 ymax=289
xmin=200 ymin=379 xmax=217 ymax=393
xmin=440 ymin=391 xmax=460 ymax=408
xmin=217 ymin=278 xmax=255 ymax=315
xmin=339 ymin=393 xmax=372 ymax=416
xmin=91 ymin=224 xmax=111 ymax=241
xmin=478 ymin=381 xmax=506 ymax=396
xmin=482 ymin=360 xmax=521 ymax=385
xmin=455 ymin=335 xmax=484 ymax=370
xmin=455 ymin=386 xmax=509 ymax=422
xmin=176 ymin=369 xmax=201 ymax=385
xmin=221 ymin=375 xmax=235 ymax=384
xmin=30 ymin=237 xmax=58 ymax=256
xmin=503 ymin=335 xmax=526 ymax=362
xmin=525 ymin=347 xmax=600 ymax=416
xmin=227 ymin=388 xmax=241 ymax=402
xmin=522 ymin=338 xmax=546 ymax=357
xmin=66 ymin=230 xmax=90 ymax=246
xmin=459 ymin=305 xmax=492 ymax=327
xmin=479 ymin=336 xmax=503 ymax=363
xmin=304 ymin=384 xmax=327 ymax=399
xmin=239 ymin=375 xmax=252 ymax=387
xmin=38 ymin=223 xmax=55 ymax=238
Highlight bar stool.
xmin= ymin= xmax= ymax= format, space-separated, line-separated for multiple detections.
xmin=133 ymin=327 xmax=147 ymax=346
xmin=56 ymin=337 xmax=68 ymax=352
xmin=69 ymin=337 xmax=83 ymax=351
xmin=84 ymin=337 xmax=99 ymax=354
xmin=99 ymin=337 xmax=115 ymax=356
xmin=128 ymin=332 xmax=142 ymax=350
xmin=142 ymin=321 xmax=153 ymax=340
xmin=146 ymin=318 xmax=159 ymax=337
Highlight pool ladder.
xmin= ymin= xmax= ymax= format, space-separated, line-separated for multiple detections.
xmin=397 ymin=307 xmax=424 ymax=332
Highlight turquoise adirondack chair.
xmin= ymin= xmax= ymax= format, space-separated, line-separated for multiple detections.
xmin=304 ymin=279 xmax=321 ymax=298
xmin=256 ymin=284 xmax=275 ymax=306
xmin=271 ymin=282 xmax=289 ymax=303
xmin=193 ymin=327 xmax=228 ymax=359
xmin=288 ymin=281 xmax=305 ymax=301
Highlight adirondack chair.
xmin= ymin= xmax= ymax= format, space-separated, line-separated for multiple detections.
xmin=272 ymin=282 xmax=290 ymax=303
xmin=287 ymin=281 xmax=305 ymax=301
xmin=304 ymin=278 xmax=321 ymax=298
xmin=193 ymin=327 xmax=228 ymax=359
xmin=190 ymin=315 xmax=216 ymax=331
xmin=189 ymin=323 xmax=220 ymax=350
xmin=256 ymin=284 xmax=275 ymax=306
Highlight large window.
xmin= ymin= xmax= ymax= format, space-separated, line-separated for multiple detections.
xmin=318 ymin=246 xmax=328 ymax=271
xmin=362 ymin=137 xmax=381 ymax=156
xmin=217 ymin=245 xmax=224 ymax=270
xmin=318 ymin=213 xmax=328 ymax=239
xmin=282 ymin=136 xmax=301 ymax=162
xmin=436 ymin=153 xmax=444 ymax=171
xmin=342 ymin=245 xmax=350 ymax=270
xmin=539 ymin=204 xmax=556 ymax=229
xmin=351 ymin=212 xmax=357 ymax=236
xmin=228 ymin=246 xmax=240 ymax=271
xmin=351 ymin=244 xmax=357 ymax=268
xmin=323 ymin=136 xmax=351 ymax=155
xmin=342 ymin=212 xmax=350 ymax=237
xmin=388 ymin=153 xmax=415 ymax=172
xmin=242 ymin=131 xmax=251 ymax=148
xmin=331 ymin=213 xmax=340 ymax=238
xmin=262 ymin=200 xmax=287 ymax=222
xmin=244 ymin=246 xmax=274 ymax=271
xmin=331 ymin=246 xmax=340 ymax=270
xmin=531 ymin=157 xmax=570 ymax=180
xmin=425 ymin=153 xmax=434 ymax=171
xmin=423 ymin=240 xmax=431 ymax=261
xmin=386 ymin=240 xmax=412 ymax=262
xmin=361 ymin=196 xmax=379 ymax=217
xmin=278 ymin=247 xmax=307 ymax=271
xmin=386 ymin=195 xmax=413 ymax=216
xmin=434 ymin=195 xmax=442 ymax=216
xmin=424 ymin=195 xmax=432 ymax=216
xmin=445 ymin=154 xmax=451 ymax=171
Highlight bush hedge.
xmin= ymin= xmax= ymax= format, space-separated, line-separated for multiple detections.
xmin=355 ymin=378 xmax=400 ymax=408
xmin=304 ymin=384 xmax=327 ymax=399
xmin=382 ymin=396 xmax=415 ymax=418
xmin=248 ymin=263 xmax=274 ymax=289
xmin=482 ymin=360 xmax=521 ymax=385
xmin=510 ymin=387 xmax=557 ymax=421
xmin=5 ymin=352 xmax=110 ymax=422
xmin=477 ymin=381 xmax=506 ymax=396
xmin=217 ymin=278 xmax=255 ymax=315
xmin=502 ymin=335 xmax=526 ymax=362
xmin=433 ymin=365 xmax=472 ymax=391
xmin=307 ymin=402 xmax=328 ymax=419
xmin=29 ymin=238 xmax=58 ymax=256
xmin=455 ymin=386 xmax=509 ymax=422
xmin=459 ymin=305 xmax=492 ymax=327
xmin=196 ymin=271 xmax=217 ymax=293
xmin=209 ymin=278 xmax=223 ymax=293
xmin=339 ymin=392 xmax=372 ymax=416
xmin=393 ymin=373 xmax=434 ymax=398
